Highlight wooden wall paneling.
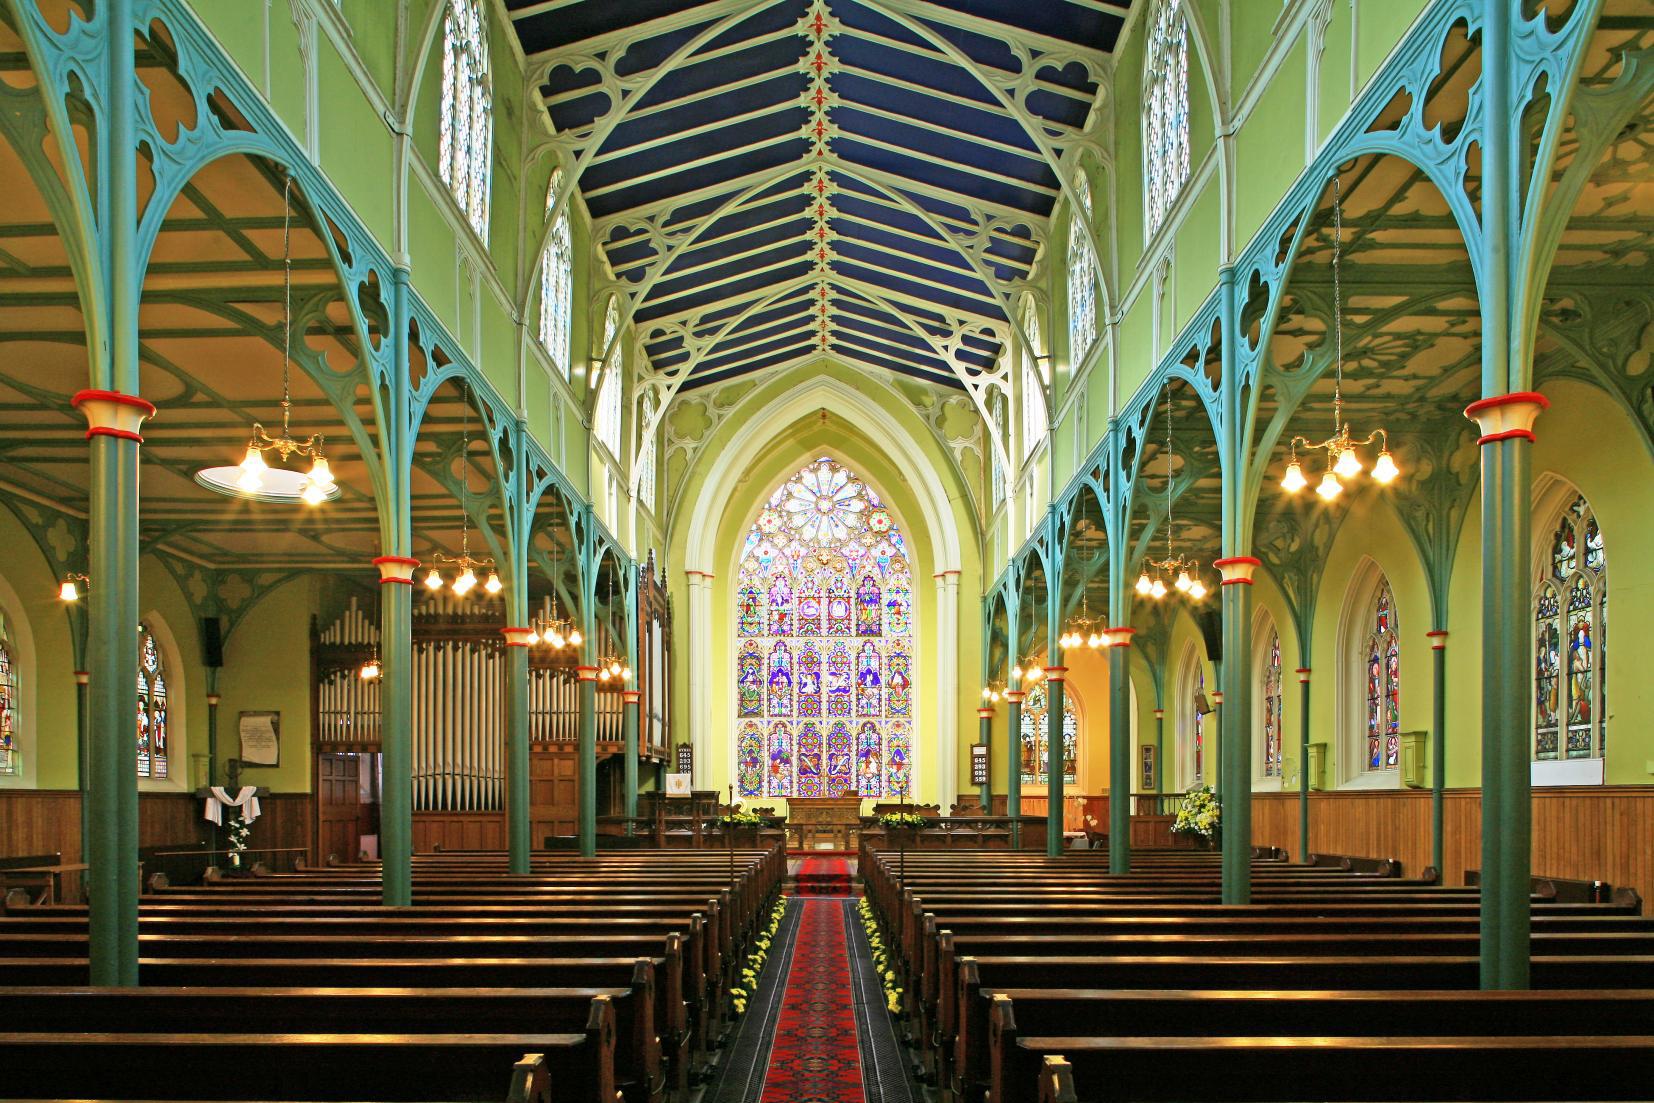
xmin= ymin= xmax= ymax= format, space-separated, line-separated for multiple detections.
xmin=0 ymin=790 xmax=80 ymax=861
xmin=412 ymin=812 xmax=504 ymax=853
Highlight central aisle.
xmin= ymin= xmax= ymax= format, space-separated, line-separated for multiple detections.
xmin=759 ymin=900 xmax=862 ymax=1103
xmin=708 ymin=890 xmax=918 ymax=1103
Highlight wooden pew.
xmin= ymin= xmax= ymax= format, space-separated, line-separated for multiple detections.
xmin=0 ymin=1031 xmax=597 ymax=1103
xmin=1030 ymin=1036 xmax=1654 ymax=1103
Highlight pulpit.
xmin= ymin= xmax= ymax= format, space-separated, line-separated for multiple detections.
xmin=787 ymin=794 xmax=865 ymax=850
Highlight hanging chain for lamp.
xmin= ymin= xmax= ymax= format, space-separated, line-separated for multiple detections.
xmin=1281 ymin=175 xmax=1400 ymax=500
xmin=1135 ymin=383 xmax=1208 ymax=602
xmin=236 ymin=174 xmax=336 ymax=505
xmin=423 ymin=380 xmax=501 ymax=596
xmin=527 ymin=535 xmax=582 ymax=650
xmin=594 ymin=566 xmax=631 ymax=684
xmin=1059 ymin=588 xmax=1105 ymax=650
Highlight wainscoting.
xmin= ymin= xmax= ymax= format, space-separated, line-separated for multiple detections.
xmin=0 ymin=790 xmax=313 ymax=864
xmin=412 ymin=812 xmax=505 ymax=853
xmin=1250 ymin=786 xmax=1654 ymax=896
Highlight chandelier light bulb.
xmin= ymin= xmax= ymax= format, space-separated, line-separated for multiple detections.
xmin=1150 ymin=578 xmax=1168 ymax=600
xmin=423 ymin=568 xmax=444 ymax=590
xmin=1189 ymin=579 xmax=1208 ymax=601
xmin=1334 ymin=446 xmax=1363 ymax=479
xmin=307 ymin=454 xmax=333 ymax=490
xmin=453 ymin=567 xmax=478 ymax=595
xmin=597 ymin=667 xmax=610 ymax=681
xmin=300 ymin=481 xmax=327 ymax=506
xmin=1281 ymin=459 xmax=1307 ymax=494
xmin=1175 ymin=570 xmax=1192 ymax=592
xmin=990 ymin=690 xmax=1002 ymax=703
xmin=360 ymin=658 xmax=381 ymax=681
xmin=982 ymin=687 xmax=992 ymax=701
xmin=1087 ymin=632 xmax=1103 ymax=649
xmin=621 ymin=665 xmax=632 ymax=681
xmin=1316 ymin=470 xmax=1344 ymax=501
xmin=568 ymin=629 xmax=583 ymax=647
xmin=549 ymin=632 xmax=565 ymax=649
xmin=1026 ymin=667 xmax=1041 ymax=684
xmin=1011 ymin=664 xmax=1023 ymax=681
xmin=526 ymin=629 xmax=540 ymax=646
xmin=58 ymin=577 xmax=80 ymax=602
xmin=1135 ymin=573 xmax=1153 ymax=595
xmin=484 ymin=571 xmax=503 ymax=595
xmin=1371 ymin=450 xmax=1399 ymax=485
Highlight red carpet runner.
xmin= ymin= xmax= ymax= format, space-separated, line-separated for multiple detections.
xmin=795 ymin=856 xmax=854 ymax=896
xmin=759 ymin=900 xmax=864 ymax=1103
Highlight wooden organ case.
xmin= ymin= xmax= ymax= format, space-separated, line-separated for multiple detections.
xmin=312 ymin=570 xmax=674 ymax=857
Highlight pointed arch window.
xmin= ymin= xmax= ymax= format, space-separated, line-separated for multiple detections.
xmin=0 ymin=625 xmax=18 ymax=777
xmin=594 ymin=298 xmax=622 ymax=457
xmin=438 ymin=0 xmax=492 ymax=240
xmin=1535 ymin=494 xmax=1606 ymax=761
xmin=735 ymin=457 xmax=913 ymax=799
xmin=1143 ymin=0 xmax=1190 ymax=236
xmin=137 ymin=622 xmax=169 ymax=779
xmin=1192 ymin=662 xmax=1206 ymax=785
xmin=1066 ymin=173 xmax=1098 ymax=364
xmin=1362 ymin=579 xmax=1401 ymax=771
xmin=1021 ymin=299 xmax=1047 ymax=462
xmin=990 ymin=388 xmax=1007 ymax=507
xmin=1019 ymin=680 xmax=1077 ymax=787
xmin=637 ymin=392 xmax=658 ymax=512
xmin=1261 ymin=628 xmax=1283 ymax=777
xmin=539 ymin=170 xmax=573 ymax=376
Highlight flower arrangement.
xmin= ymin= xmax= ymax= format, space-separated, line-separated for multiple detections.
xmin=1171 ymin=785 xmax=1221 ymax=839
xmin=225 ymin=814 xmax=252 ymax=867
xmin=719 ymin=807 xmax=765 ymax=827
xmin=876 ymin=811 xmax=927 ymax=830
xmin=856 ymin=896 xmax=903 ymax=1013
xmin=728 ymin=895 xmax=787 ymax=1017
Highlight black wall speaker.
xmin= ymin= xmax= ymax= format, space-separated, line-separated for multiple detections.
xmin=200 ymin=616 xmax=225 ymax=668
xmin=1197 ymin=608 xmax=1223 ymax=663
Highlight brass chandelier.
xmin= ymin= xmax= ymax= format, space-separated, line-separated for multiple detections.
xmin=526 ymin=541 xmax=582 ymax=650
xmin=1059 ymin=592 xmax=1106 ymax=650
xmin=1136 ymin=380 xmax=1208 ymax=602
xmin=422 ymin=383 xmax=500 ymax=597
xmin=1280 ymin=175 xmax=1399 ymax=500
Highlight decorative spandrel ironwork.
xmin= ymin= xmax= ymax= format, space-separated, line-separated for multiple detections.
xmin=1536 ymin=494 xmax=1607 ymax=762
xmin=735 ymin=457 xmax=912 ymax=799
xmin=1019 ymin=680 xmax=1077 ymax=787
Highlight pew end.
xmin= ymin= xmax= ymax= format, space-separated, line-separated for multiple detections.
xmin=1036 ymin=1056 xmax=1076 ymax=1103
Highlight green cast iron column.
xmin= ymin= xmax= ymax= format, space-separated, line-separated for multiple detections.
xmin=505 ymin=636 xmax=530 ymax=872
xmin=1215 ymin=562 xmax=1256 ymax=905
xmin=976 ymin=707 xmax=993 ymax=808
xmin=622 ymin=689 xmax=641 ymax=829
xmin=578 ymin=665 xmax=598 ymax=857
xmin=204 ymin=688 xmax=221 ymax=852
xmin=1107 ymin=634 xmax=1132 ymax=872
xmin=378 ymin=265 xmax=416 ymax=909
xmin=1153 ymin=708 xmax=1164 ymax=795
xmin=1044 ymin=669 xmax=1066 ymax=857
xmin=1430 ymin=633 xmax=1448 ymax=879
xmin=1479 ymin=434 xmax=1533 ymax=987
xmin=75 ymin=669 xmax=90 ymax=879
xmin=1297 ymin=668 xmax=1311 ymax=863
xmin=1005 ymin=689 xmax=1023 ymax=827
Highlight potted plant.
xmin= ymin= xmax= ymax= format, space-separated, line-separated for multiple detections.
xmin=225 ymin=814 xmax=252 ymax=870
xmin=1171 ymin=785 xmax=1221 ymax=850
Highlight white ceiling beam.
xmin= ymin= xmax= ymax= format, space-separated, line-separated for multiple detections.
xmin=836 ymin=131 xmax=1059 ymax=200
xmin=591 ymin=162 xmax=807 ymax=232
xmin=877 ymin=0 xmax=1114 ymax=72
xmin=835 ymin=99 xmax=1055 ymax=166
xmin=610 ymin=209 xmax=804 ymax=279
xmin=640 ymin=252 xmax=810 ymax=317
xmin=526 ymin=0 xmax=767 ymax=59
xmin=834 ymin=61 xmax=1086 ymax=139
xmin=850 ymin=24 xmax=1097 ymax=105
xmin=582 ymin=133 xmax=801 ymax=201
xmin=588 ymin=101 xmax=800 ymax=167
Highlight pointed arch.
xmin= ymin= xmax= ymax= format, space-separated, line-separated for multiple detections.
xmin=1530 ymin=476 xmax=1607 ymax=776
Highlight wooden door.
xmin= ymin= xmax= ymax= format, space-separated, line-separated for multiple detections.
xmin=530 ymin=746 xmax=578 ymax=845
xmin=317 ymin=752 xmax=362 ymax=863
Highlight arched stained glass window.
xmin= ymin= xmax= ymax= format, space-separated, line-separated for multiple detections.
xmin=735 ymin=457 xmax=912 ymax=799
xmin=1018 ymin=680 xmax=1077 ymax=786
xmin=1363 ymin=579 xmax=1400 ymax=770
xmin=137 ymin=622 xmax=169 ymax=779
xmin=989 ymin=388 xmax=1007 ymax=506
xmin=0 ymin=625 xmax=18 ymax=777
xmin=1067 ymin=173 xmax=1098 ymax=364
xmin=539 ymin=169 xmax=573 ymax=376
xmin=1535 ymin=494 xmax=1606 ymax=760
xmin=637 ymin=393 xmax=658 ymax=512
xmin=1143 ymin=0 xmax=1190 ymax=236
xmin=1261 ymin=629 xmax=1282 ymax=777
xmin=594 ymin=298 xmax=622 ymax=457
xmin=1193 ymin=662 xmax=1205 ymax=785
xmin=1021 ymin=298 xmax=1047 ymax=461
xmin=439 ymin=0 xmax=493 ymax=239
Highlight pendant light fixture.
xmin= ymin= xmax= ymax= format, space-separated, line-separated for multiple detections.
xmin=1280 ymin=175 xmax=1399 ymax=499
xmin=1136 ymin=384 xmax=1208 ymax=602
xmin=196 ymin=175 xmax=339 ymax=505
xmin=593 ymin=568 xmax=631 ymax=684
xmin=423 ymin=382 xmax=500 ymax=597
xmin=1059 ymin=590 xmax=1106 ymax=651
xmin=527 ymin=539 xmax=582 ymax=650
xmin=57 ymin=573 xmax=89 ymax=602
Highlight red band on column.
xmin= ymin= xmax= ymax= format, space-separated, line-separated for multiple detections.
xmin=73 ymin=390 xmax=156 ymax=444
xmin=621 ymin=690 xmax=642 ymax=705
xmin=575 ymin=665 xmax=599 ymax=682
xmin=502 ymin=626 xmax=532 ymax=648
xmin=1103 ymin=626 xmax=1135 ymax=648
xmin=73 ymin=670 xmax=90 ymax=686
xmin=1465 ymin=391 xmax=1548 ymax=446
xmin=205 ymin=694 xmax=222 ymax=706
xmin=1295 ymin=667 xmax=1311 ymax=684
xmin=1042 ymin=665 xmax=1068 ymax=682
xmin=1426 ymin=630 xmax=1448 ymax=650
xmin=373 ymin=555 xmax=420 ymax=585
xmin=1214 ymin=556 xmax=1261 ymax=585
xmin=1003 ymin=690 xmax=1026 ymax=704
xmin=976 ymin=707 xmax=995 ymax=720
xmin=1153 ymin=709 xmax=1164 ymax=719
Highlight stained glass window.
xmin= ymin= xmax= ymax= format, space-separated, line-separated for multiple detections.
xmin=1021 ymin=298 xmax=1047 ymax=462
xmin=1535 ymin=494 xmax=1606 ymax=760
xmin=990 ymin=389 xmax=1007 ymax=506
xmin=137 ymin=622 xmax=168 ymax=780
xmin=1193 ymin=663 xmax=1205 ymax=785
xmin=539 ymin=169 xmax=573 ymax=376
xmin=0 ymin=628 xmax=17 ymax=777
xmin=1019 ymin=680 xmax=1078 ymax=786
xmin=735 ymin=457 xmax=913 ymax=798
xmin=1363 ymin=578 xmax=1400 ymax=771
xmin=637 ymin=392 xmax=658 ymax=512
xmin=1067 ymin=173 xmax=1098 ymax=365
xmin=594 ymin=297 xmax=622 ymax=457
xmin=1143 ymin=0 xmax=1190 ymax=237
xmin=438 ymin=0 xmax=492 ymax=239
xmin=1262 ymin=630 xmax=1282 ymax=777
